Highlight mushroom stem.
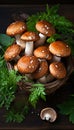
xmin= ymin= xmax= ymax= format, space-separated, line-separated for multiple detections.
xmin=25 ymin=41 xmax=34 ymax=56
xmin=15 ymin=34 xmax=26 ymax=49
xmin=38 ymin=76 xmax=47 ymax=83
xmin=51 ymin=55 xmax=61 ymax=62
xmin=44 ymin=113 xmax=51 ymax=121
xmin=35 ymin=33 xmax=47 ymax=47
xmin=38 ymin=73 xmax=55 ymax=83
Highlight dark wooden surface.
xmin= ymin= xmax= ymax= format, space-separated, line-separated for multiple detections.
xmin=0 ymin=4 xmax=74 ymax=130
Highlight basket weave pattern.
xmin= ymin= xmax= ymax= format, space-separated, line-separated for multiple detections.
xmin=15 ymin=56 xmax=73 ymax=95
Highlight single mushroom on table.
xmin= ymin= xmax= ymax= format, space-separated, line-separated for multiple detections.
xmin=49 ymin=40 xmax=71 ymax=62
xmin=21 ymin=31 xmax=40 ymax=56
xmin=6 ymin=21 xmax=27 ymax=49
xmin=49 ymin=61 xmax=67 ymax=79
xmin=4 ymin=44 xmax=22 ymax=62
xmin=40 ymin=107 xmax=57 ymax=122
xmin=35 ymin=20 xmax=55 ymax=47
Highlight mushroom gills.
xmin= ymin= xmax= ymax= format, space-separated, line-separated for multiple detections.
xmin=40 ymin=107 xmax=57 ymax=122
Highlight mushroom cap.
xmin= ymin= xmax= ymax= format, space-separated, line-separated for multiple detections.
xmin=49 ymin=62 xmax=67 ymax=79
xmin=36 ymin=20 xmax=55 ymax=36
xmin=32 ymin=60 xmax=48 ymax=79
xmin=17 ymin=55 xmax=39 ymax=74
xmin=34 ymin=46 xmax=52 ymax=60
xmin=21 ymin=31 xmax=40 ymax=42
xmin=40 ymin=107 xmax=57 ymax=122
xmin=49 ymin=41 xmax=71 ymax=57
xmin=4 ymin=44 xmax=22 ymax=61
xmin=6 ymin=21 xmax=27 ymax=36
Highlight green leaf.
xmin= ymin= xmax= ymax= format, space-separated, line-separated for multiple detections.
xmin=0 ymin=34 xmax=15 ymax=47
xmin=0 ymin=60 xmax=22 ymax=109
xmin=69 ymin=109 xmax=74 ymax=124
xmin=5 ymin=105 xmax=29 ymax=123
xmin=57 ymin=96 xmax=74 ymax=123
xmin=29 ymin=83 xmax=46 ymax=108
xmin=47 ymin=33 xmax=61 ymax=43
xmin=5 ymin=110 xmax=25 ymax=123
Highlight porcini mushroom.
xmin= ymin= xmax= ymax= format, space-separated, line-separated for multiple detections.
xmin=34 ymin=45 xmax=52 ymax=61
xmin=49 ymin=61 xmax=67 ymax=79
xmin=21 ymin=31 xmax=40 ymax=56
xmin=35 ymin=20 xmax=55 ymax=47
xmin=4 ymin=44 xmax=22 ymax=61
xmin=40 ymin=107 xmax=57 ymax=122
xmin=17 ymin=55 xmax=39 ymax=74
xmin=6 ymin=21 xmax=27 ymax=49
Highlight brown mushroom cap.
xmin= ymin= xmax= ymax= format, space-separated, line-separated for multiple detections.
xmin=17 ymin=55 xmax=39 ymax=74
xmin=36 ymin=20 xmax=55 ymax=36
xmin=49 ymin=62 xmax=67 ymax=79
xmin=49 ymin=41 xmax=71 ymax=57
xmin=40 ymin=107 xmax=57 ymax=122
xmin=21 ymin=31 xmax=40 ymax=42
xmin=32 ymin=60 xmax=48 ymax=79
xmin=34 ymin=46 xmax=52 ymax=60
xmin=4 ymin=44 xmax=22 ymax=61
xmin=6 ymin=21 xmax=27 ymax=36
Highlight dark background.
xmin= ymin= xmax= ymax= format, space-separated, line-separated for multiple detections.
xmin=0 ymin=1 xmax=74 ymax=130
xmin=0 ymin=0 xmax=74 ymax=5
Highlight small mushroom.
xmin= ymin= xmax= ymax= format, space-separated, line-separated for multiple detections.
xmin=49 ymin=41 xmax=71 ymax=57
xmin=17 ymin=55 xmax=39 ymax=74
xmin=34 ymin=45 xmax=52 ymax=61
xmin=40 ymin=107 xmax=57 ymax=122
xmin=21 ymin=31 xmax=40 ymax=56
xmin=4 ymin=44 xmax=22 ymax=61
xmin=49 ymin=61 xmax=67 ymax=79
xmin=6 ymin=21 xmax=27 ymax=49
xmin=35 ymin=20 xmax=55 ymax=47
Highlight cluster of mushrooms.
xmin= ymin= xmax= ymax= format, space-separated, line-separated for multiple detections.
xmin=4 ymin=20 xmax=71 ymax=84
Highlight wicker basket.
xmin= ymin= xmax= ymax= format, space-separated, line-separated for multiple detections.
xmin=9 ymin=55 xmax=73 ymax=95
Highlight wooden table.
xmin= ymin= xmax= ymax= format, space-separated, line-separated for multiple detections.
xmin=0 ymin=4 xmax=74 ymax=130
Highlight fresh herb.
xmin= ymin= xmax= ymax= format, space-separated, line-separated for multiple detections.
xmin=57 ymin=96 xmax=74 ymax=124
xmin=26 ymin=4 xmax=74 ymax=55
xmin=47 ymin=33 xmax=61 ymax=43
xmin=5 ymin=105 xmax=29 ymax=123
xmin=29 ymin=83 xmax=46 ymax=108
xmin=0 ymin=60 xmax=22 ymax=110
